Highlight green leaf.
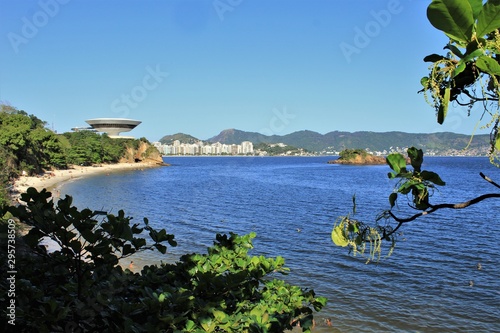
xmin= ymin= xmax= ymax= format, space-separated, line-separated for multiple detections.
xmin=452 ymin=61 xmax=467 ymax=77
xmin=462 ymin=48 xmax=484 ymax=62
xmin=423 ymin=54 xmax=447 ymax=62
xmin=386 ymin=153 xmax=407 ymax=174
xmin=389 ymin=192 xmax=398 ymax=208
xmin=407 ymin=147 xmax=423 ymax=172
xmin=444 ymin=43 xmax=464 ymax=58
xmin=421 ymin=171 xmax=446 ymax=186
xmin=347 ymin=222 xmax=359 ymax=233
xmin=427 ymin=0 xmax=475 ymax=42
xmin=213 ymin=309 xmax=227 ymax=322
xmin=185 ymin=320 xmax=196 ymax=331
xmin=476 ymin=0 xmax=500 ymax=36
xmin=476 ymin=56 xmax=500 ymax=76
xmin=468 ymin=0 xmax=484 ymax=19
xmin=154 ymin=243 xmax=167 ymax=254
xmin=438 ymin=87 xmax=451 ymax=124
xmin=331 ymin=224 xmax=348 ymax=247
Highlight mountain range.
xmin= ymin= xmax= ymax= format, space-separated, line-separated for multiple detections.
xmin=159 ymin=129 xmax=492 ymax=154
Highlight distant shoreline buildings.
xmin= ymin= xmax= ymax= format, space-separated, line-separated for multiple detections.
xmin=153 ymin=140 xmax=254 ymax=156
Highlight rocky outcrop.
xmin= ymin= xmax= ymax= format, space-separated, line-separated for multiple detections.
xmin=329 ymin=155 xmax=386 ymax=165
xmin=120 ymin=141 xmax=169 ymax=166
xmin=328 ymin=151 xmax=387 ymax=165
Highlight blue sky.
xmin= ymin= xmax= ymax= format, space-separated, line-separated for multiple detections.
xmin=0 ymin=0 xmax=491 ymax=141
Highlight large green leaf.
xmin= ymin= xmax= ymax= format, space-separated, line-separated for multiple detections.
xmin=476 ymin=0 xmax=500 ymax=36
xmin=408 ymin=147 xmax=424 ymax=172
xmin=331 ymin=224 xmax=348 ymax=247
xmin=386 ymin=153 xmax=407 ymax=174
xmin=468 ymin=0 xmax=484 ymax=19
xmin=476 ymin=56 xmax=500 ymax=75
xmin=421 ymin=170 xmax=446 ymax=186
xmin=427 ymin=0 xmax=475 ymax=42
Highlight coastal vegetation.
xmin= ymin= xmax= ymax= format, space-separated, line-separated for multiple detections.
xmin=1 ymin=188 xmax=326 ymax=332
xmin=0 ymin=104 xmax=161 ymax=206
xmin=253 ymin=142 xmax=309 ymax=156
xmin=0 ymin=107 xmax=326 ymax=330
xmin=332 ymin=0 xmax=500 ymax=262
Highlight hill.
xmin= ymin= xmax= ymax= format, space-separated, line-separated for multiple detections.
xmin=202 ymin=129 xmax=491 ymax=155
xmin=158 ymin=133 xmax=203 ymax=145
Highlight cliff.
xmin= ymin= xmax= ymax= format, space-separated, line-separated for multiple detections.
xmin=120 ymin=141 xmax=168 ymax=166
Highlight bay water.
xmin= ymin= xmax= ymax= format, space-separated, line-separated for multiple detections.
xmin=61 ymin=156 xmax=500 ymax=332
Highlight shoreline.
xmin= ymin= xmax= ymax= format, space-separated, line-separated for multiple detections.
xmin=8 ymin=161 xmax=165 ymax=273
xmin=10 ymin=162 xmax=162 ymax=203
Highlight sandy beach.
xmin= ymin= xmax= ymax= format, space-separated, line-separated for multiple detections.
xmin=7 ymin=161 xmax=165 ymax=272
xmin=10 ymin=162 xmax=162 ymax=202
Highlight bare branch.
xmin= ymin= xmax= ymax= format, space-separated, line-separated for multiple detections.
xmin=388 ymin=192 xmax=500 ymax=223
xmin=480 ymin=172 xmax=500 ymax=189
xmin=462 ymin=89 xmax=499 ymax=102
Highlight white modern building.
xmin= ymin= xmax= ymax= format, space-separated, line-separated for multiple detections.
xmin=85 ymin=118 xmax=141 ymax=138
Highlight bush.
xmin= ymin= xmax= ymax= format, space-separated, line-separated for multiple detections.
xmin=0 ymin=188 xmax=326 ymax=332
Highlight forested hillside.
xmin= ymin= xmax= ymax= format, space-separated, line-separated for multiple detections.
xmin=0 ymin=104 xmax=160 ymax=206
xmin=205 ymin=128 xmax=491 ymax=154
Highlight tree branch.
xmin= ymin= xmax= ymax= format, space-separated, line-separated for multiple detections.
xmin=462 ymin=89 xmax=499 ymax=102
xmin=480 ymin=172 xmax=500 ymax=189
xmin=388 ymin=192 xmax=500 ymax=223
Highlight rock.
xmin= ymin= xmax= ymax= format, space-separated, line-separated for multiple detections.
xmin=328 ymin=154 xmax=386 ymax=165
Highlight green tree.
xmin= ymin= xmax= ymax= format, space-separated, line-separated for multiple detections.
xmin=0 ymin=188 xmax=326 ymax=332
xmin=421 ymin=0 xmax=500 ymax=160
xmin=332 ymin=0 xmax=500 ymax=262
xmin=0 ymin=105 xmax=67 ymax=175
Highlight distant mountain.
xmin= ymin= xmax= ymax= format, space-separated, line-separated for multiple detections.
xmin=208 ymin=129 xmax=280 ymax=145
xmin=205 ymin=129 xmax=491 ymax=154
xmin=157 ymin=129 xmax=491 ymax=155
xmin=158 ymin=133 xmax=202 ymax=145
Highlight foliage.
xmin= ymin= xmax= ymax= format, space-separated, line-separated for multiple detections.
xmin=331 ymin=196 xmax=395 ymax=264
xmin=333 ymin=0 xmax=500 ymax=262
xmin=338 ymin=149 xmax=368 ymax=160
xmin=254 ymin=143 xmax=307 ymax=156
xmin=62 ymin=131 xmax=127 ymax=165
xmin=419 ymin=0 xmax=500 ymax=162
xmin=386 ymin=147 xmax=446 ymax=210
xmin=159 ymin=132 xmax=204 ymax=145
xmin=0 ymin=105 xmax=66 ymax=175
xmin=0 ymin=105 xmax=67 ymax=206
xmin=0 ymin=188 xmax=326 ymax=332
xmin=0 ymin=104 xmax=162 ymax=208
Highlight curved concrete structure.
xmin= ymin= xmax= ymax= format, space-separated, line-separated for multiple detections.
xmin=85 ymin=118 xmax=141 ymax=138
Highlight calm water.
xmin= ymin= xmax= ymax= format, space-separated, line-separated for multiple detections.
xmin=61 ymin=156 xmax=500 ymax=332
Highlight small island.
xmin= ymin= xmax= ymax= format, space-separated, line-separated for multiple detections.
xmin=328 ymin=149 xmax=387 ymax=165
